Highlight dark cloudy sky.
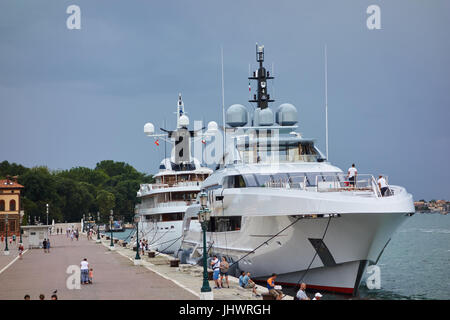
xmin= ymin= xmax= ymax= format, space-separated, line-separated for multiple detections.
xmin=0 ymin=0 xmax=449 ymax=200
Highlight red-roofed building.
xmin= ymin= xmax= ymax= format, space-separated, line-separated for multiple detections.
xmin=0 ymin=178 xmax=24 ymax=237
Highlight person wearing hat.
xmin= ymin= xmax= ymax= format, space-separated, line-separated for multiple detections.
xmin=312 ymin=292 xmax=323 ymax=300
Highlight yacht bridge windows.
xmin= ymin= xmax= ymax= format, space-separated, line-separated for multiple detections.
xmin=236 ymin=137 xmax=323 ymax=164
xmin=222 ymin=172 xmax=342 ymax=189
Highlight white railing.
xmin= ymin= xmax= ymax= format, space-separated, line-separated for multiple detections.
xmin=264 ymin=175 xmax=307 ymax=190
xmin=316 ymin=174 xmax=381 ymax=196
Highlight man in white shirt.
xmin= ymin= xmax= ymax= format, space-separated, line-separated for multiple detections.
xmin=210 ymin=255 xmax=221 ymax=289
xmin=347 ymin=164 xmax=358 ymax=187
xmin=80 ymin=258 xmax=89 ymax=284
xmin=378 ymin=175 xmax=389 ymax=196
xmin=296 ymin=283 xmax=310 ymax=300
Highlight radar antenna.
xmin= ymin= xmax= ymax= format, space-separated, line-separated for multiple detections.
xmin=248 ymin=43 xmax=274 ymax=109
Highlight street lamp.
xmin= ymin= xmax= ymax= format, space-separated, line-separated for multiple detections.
xmin=109 ymin=210 xmax=114 ymax=249
xmin=134 ymin=212 xmax=141 ymax=264
xmin=46 ymin=203 xmax=49 ymax=226
xmin=96 ymin=211 xmax=101 ymax=242
xmin=4 ymin=214 xmax=9 ymax=255
xmin=88 ymin=213 xmax=92 ymax=233
xmin=198 ymin=192 xmax=212 ymax=299
xmin=82 ymin=214 xmax=86 ymax=232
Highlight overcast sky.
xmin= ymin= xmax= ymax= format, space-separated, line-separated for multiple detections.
xmin=0 ymin=0 xmax=449 ymax=200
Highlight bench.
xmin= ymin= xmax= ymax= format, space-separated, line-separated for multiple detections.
xmin=147 ymin=251 xmax=155 ymax=258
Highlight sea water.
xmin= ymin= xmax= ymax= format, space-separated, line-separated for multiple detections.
xmin=305 ymin=213 xmax=449 ymax=300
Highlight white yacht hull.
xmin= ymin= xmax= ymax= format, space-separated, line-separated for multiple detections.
xmin=181 ymin=186 xmax=414 ymax=294
xmin=141 ymin=220 xmax=184 ymax=254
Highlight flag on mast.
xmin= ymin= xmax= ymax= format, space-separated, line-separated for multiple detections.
xmin=154 ymin=139 xmax=160 ymax=146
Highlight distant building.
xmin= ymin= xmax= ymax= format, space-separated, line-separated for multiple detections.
xmin=0 ymin=178 xmax=24 ymax=237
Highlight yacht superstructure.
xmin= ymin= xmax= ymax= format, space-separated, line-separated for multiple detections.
xmin=137 ymin=94 xmax=212 ymax=254
xmin=179 ymin=45 xmax=414 ymax=295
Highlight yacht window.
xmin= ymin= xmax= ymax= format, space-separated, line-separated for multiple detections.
xmin=242 ymin=174 xmax=258 ymax=187
xmin=207 ymin=216 xmax=241 ymax=232
xmin=161 ymin=212 xmax=184 ymax=221
xmin=223 ymin=175 xmax=247 ymax=188
xmin=254 ymin=174 xmax=273 ymax=187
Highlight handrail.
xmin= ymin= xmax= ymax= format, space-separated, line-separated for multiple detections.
xmin=316 ymin=174 xmax=380 ymax=196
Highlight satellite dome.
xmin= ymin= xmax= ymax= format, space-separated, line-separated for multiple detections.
xmin=144 ymin=122 xmax=155 ymax=135
xmin=255 ymin=108 xmax=274 ymax=126
xmin=276 ymin=103 xmax=298 ymax=126
xmin=207 ymin=121 xmax=218 ymax=133
xmin=226 ymin=104 xmax=248 ymax=127
xmin=179 ymin=115 xmax=189 ymax=127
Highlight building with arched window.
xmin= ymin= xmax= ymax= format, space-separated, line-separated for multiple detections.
xmin=0 ymin=178 xmax=24 ymax=237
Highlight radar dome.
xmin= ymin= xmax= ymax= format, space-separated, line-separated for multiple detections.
xmin=207 ymin=121 xmax=218 ymax=133
xmin=179 ymin=115 xmax=189 ymax=127
xmin=276 ymin=103 xmax=298 ymax=126
xmin=226 ymin=104 xmax=248 ymax=127
xmin=254 ymin=108 xmax=274 ymax=126
xmin=144 ymin=122 xmax=155 ymax=135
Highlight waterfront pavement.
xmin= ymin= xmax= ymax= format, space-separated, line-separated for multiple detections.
xmin=0 ymin=232 xmax=293 ymax=300
xmin=0 ymin=233 xmax=197 ymax=300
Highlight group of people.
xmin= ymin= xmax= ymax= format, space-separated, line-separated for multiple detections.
xmin=138 ymin=239 xmax=150 ymax=256
xmin=42 ymin=238 xmax=51 ymax=253
xmin=347 ymin=163 xmax=390 ymax=196
xmin=210 ymin=256 xmax=231 ymax=290
xmin=24 ymin=292 xmax=58 ymax=300
xmin=0 ymin=234 xmax=16 ymax=244
xmin=67 ymin=227 xmax=79 ymax=241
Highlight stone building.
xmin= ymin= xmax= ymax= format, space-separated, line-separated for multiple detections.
xmin=0 ymin=178 xmax=24 ymax=237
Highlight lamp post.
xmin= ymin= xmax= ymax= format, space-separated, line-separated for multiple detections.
xmin=82 ymin=214 xmax=85 ymax=232
xmin=109 ymin=210 xmax=114 ymax=249
xmin=46 ymin=203 xmax=49 ymax=226
xmin=4 ymin=214 xmax=9 ymax=255
xmin=134 ymin=212 xmax=141 ymax=265
xmin=198 ymin=192 xmax=212 ymax=299
xmin=96 ymin=211 xmax=101 ymax=242
xmin=88 ymin=213 xmax=92 ymax=234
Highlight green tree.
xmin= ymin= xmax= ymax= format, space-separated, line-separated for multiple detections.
xmin=96 ymin=190 xmax=116 ymax=222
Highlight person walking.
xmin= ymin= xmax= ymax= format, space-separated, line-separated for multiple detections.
xmin=80 ymin=258 xmax=89 ymax=284
xmin=347 ymin=163 xmax=358 ymax=188
xmin=210 ymin=255 xmax=221 ymax=289
xmin=377 ymin=175 xmax=389 ymax=197
xmin=12 ymin=234 xmax=16 ymax=243
xmin=46 ymin=238 xmax=50 ymax=253
xmin=42 ymin=239 xmax=47 ymax=253
xmin=219 ymin=257 xmax=230 ymax=288
xmin=18 ymin=243 xmax=24 ymax=260
xmin=70 ymin=231 xmax=74 ymax=241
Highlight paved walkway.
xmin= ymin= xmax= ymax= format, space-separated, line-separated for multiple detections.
xmin=0 ymin=234 xmax=197 ymax=300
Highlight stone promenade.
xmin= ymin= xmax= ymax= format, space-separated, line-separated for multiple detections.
xmin=0 ymin=233 xmax=197 ymax=300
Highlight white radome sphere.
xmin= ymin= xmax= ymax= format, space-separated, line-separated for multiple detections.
xmin=179 ymin=115 xmax=189 ymax=127
xmin=144 ymin=122 xmax=155 ymax=135
xmin=207 ymin=121 xmax=218 ymax=132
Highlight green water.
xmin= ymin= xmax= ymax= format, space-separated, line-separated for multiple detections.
xmin=355 ymin=213 xmax=450 ymax=300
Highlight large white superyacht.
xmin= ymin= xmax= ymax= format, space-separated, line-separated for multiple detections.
xmin=136 ymin=94 xmax=212 ymax=254
xmin=179 ymin=45 xmax=415 ymax=295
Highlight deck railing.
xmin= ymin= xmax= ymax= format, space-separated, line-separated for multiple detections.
xmin=316 ymin=174 xmax=381 ymax=196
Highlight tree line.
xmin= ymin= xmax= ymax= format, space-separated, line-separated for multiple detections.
xmin=0 ymin=160 xmax=154 ymax=224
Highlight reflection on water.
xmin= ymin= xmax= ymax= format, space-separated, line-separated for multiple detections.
xmin=285 ymin=213 xmax=450 ymax=300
